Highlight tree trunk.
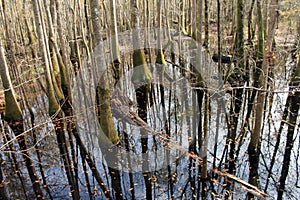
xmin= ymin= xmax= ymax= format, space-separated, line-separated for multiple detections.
xmin=248 ymin=0 xmax=278 ymax=198
xmin=226 ymin=0 xmax=245 ymax=197
xmin=130 ymin=0 xmax=153 ymax=199
xmin=200 ymin=92 xmax=209 ymax=198
xmin=90 ymin=0 xmax=121 ymax=198
xmin=277 ymin=59 xmax=300 ymax=200
xmin=0 ymin=39 xmax=45 ymax=199
xmin=247 ymin=0 xmax=264 ymax=198
xmin=90 ymin=0 xmax=119 ymax=144
xmin=203 ymin=0 xmax=209 ymax=48
xmin=110 ymin=0 xmax=122 ymax=82
xmin=32 ymin=0 xmax=80 ymax=199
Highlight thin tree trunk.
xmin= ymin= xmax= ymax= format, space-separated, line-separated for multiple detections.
xmin=277 ymin=59 xmax=300 ymax=200
xmin=179 ymin=0 xmax=187 ymax=34
xmin=248 ymin=0 xmax=278 ymax=198
xmin=203 ymin=0 xmax=209 ymax=48
xmin=247 ymin=0 xmax=265 ymax=198
xmin=110 ymin=0 xmax=122 ymax=83
xmin=226 ymin=0 xmax=245 ymax=197
xmin=200 ymin=92 xmax=209 ymax=198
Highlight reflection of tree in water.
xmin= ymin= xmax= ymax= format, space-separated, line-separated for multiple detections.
xmin=0 ymin=0 xmax=299 ymax=199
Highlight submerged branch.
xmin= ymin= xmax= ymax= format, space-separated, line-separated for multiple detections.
xmin=212 ymin=169 xmax=269 ymax=199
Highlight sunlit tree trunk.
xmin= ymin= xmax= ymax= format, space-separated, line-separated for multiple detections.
xmin=55 ymin=0 xmax=70 ymax=74
xmin=91 ymin=0 xmax=119 ymax=144
xmin=32 ymin=0 xmax=60 ymax=115
xmin=33 ymin=2 xmax=62 ymax=103
xmin=43 ymin=0 xmax=62 ymax=96
xmin=110 ymin=0 xmax=122 ymax=82
xmin=49 ymin=0 xmax=72 ymax=102
xmin=179 ymin=0 xmax=187 ymax=34
xmin=90 ymin=0 xmax=122 ymax=198
xmin=32 ymin=0 xmax=80 ymax=199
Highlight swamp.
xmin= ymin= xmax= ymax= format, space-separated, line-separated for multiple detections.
xmin=0 ymin=0 xmax=299 ymax=199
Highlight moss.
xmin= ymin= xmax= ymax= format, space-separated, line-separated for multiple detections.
xmin=0 ymin=43 xmax=22 ymax=121
xmin=46 ymin=81 xmax=61 ymax=116
xmin=156 ymin=50 xmax=166 ymax=65
xmin=196 ymin=73 xmax=206 ymax=88
xmin=132 ymin=49 xmax=147 ymax=67
xmin=51 ymin=55 xmax=61 ymax=85
xmin=132 ymin=50 xmax=152 ymax=84
xmin=57 ymin=50 xmax=71 ymax=99
xmin=59 ymin=61 xmax=69 ymax=88
xmin=4 ymin=90 xmax=22 ymax=121
xmin=51 ymin=56 xmax=64 ymax=101
xmin=50 ymin=37 xmax=71 ymax=100
xmin=111 ymin=36 xmax=121 ymax=66
xmin=48 ymin=95 xmax=60 ymax=116
xmin=98 ymin=86 xmax=119 ymax=144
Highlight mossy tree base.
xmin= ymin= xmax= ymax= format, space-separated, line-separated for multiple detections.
xmin=97 ymin=86 xmax=119 ymax=144
xmin=4 ymin=91 xmax=22 ymax=121
xmin=132 ymin=50 xmax=152 ymax=85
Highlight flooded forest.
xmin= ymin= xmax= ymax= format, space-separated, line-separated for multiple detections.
xmin=0 ymin=0 xmax=300 ymax=199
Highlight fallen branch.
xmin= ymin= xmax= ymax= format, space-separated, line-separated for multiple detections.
xmin=112 ymin=94 xmax=269 ymax=199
